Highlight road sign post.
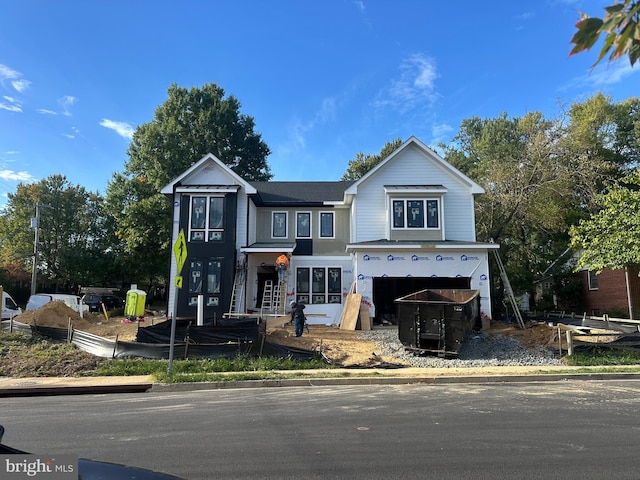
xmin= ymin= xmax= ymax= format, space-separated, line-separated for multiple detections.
xmin=169 ymin=229 xmax=188 ymax=376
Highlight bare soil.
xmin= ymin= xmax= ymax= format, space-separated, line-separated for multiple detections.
xmin=2 ymin=302 xmax=563 ymax=376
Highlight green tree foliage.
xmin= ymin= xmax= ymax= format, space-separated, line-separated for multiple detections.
xmin=570 ymin=0 xmax=640 ymax=67
xmin=107 ymin=82 xmax=272 ymax=287
xmin=0 ymin=175 xmax=115 ymax=290
xmin=570 ymin=170 xmax=640 ymax=273
xmin=440 ymin=101 xmax=628 ymax=300
xmin=341 ymin=138 xmax=403 ymax=180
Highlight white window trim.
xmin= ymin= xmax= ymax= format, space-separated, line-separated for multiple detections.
xmin=390 ymin=198 xmax=441 ymax=230
xmin=319 ymin=211 xmax=335 ymax=239
xmin=295 ymin=211 xmax=312 ymax=239
xmin=271 ymin=211 xmax=288 ymax=239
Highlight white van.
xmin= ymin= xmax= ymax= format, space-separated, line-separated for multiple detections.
xmin=2 ymin=291 xmax=22 ymax=320
xmin=26 ymin=293 xmax=88 ymax=315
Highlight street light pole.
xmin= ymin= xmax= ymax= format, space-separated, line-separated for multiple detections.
xmin=30 ymin=203 xmax=41 ymax=297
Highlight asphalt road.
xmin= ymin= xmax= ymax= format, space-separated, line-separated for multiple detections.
xmin=3 ymin=380 xmax=640 ymax=480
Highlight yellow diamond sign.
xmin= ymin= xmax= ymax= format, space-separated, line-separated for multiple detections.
xmin=173 ymin=229 xmax=187 ymax=274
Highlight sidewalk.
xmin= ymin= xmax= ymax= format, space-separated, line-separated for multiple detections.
xmin=2 ymin=366 xmax=640 ymax=397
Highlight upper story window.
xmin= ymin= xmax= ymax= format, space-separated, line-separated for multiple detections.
xmin=296 ymin=212 xmax=311 ymax=238
xmin=392 ymin=199 xmax=439 ymax=230
xmin=319 ymin=211 xmax=334 ymax=238
xmin=272 ymin=211 xmax=288 ymax=238
xmin=189 ymin=196 xmax=225 ymax=242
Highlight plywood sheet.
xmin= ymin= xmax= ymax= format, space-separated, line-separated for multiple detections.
xmin=359 ymin=304 xmax=372 ymax=331
xmin=340 ymin=293 xmax=362 ymax=330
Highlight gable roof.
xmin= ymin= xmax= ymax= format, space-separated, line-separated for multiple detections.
xmin=344 ymin=136 xmax=484 ymax=195
xmin=249 ymin=181 xmax=354 ymax=206
xmin=160 ymin=153 xmax=257 ymax=195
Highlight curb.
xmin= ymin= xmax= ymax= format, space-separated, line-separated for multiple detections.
xmin=150 ymin=371 xmax=640 ymax=392
xmin=2 ymin=372 xmax=640 ymax=397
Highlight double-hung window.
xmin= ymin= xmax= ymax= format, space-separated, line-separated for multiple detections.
xmin=392 ymin=199 xmax=439 ymax=229
xmin=189 ymin=196 xmax=225 ymax=242
xmin=296 ymin=267 xmax=342 ymax=304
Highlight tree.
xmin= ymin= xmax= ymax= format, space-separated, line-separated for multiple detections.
xmin=0 ymin=175 xmax=114 ymax=291
xmin=569 ymin=170 xmax=640 ymax=273
xmin=341 ymin=138 xmax=403 ymax=180
xmin=440 ymin=106 xmax=624 ymax=307
xmin=107 ymin=82 xmax=273 ymax=287
xmin=570 ymin=0 xmax=640 ymax=67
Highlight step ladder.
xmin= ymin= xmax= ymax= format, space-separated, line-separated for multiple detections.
xmin=228 ymin=267 xmax=246 ymax=316
xmin=492 ymin=249 xmax=526 ymax=329
xmin=261 ymin=280 xmax=275 ymax=315
xmin=272 ymin=280 xmax=286 ymax=315
xmin=261 ymin=279 xmax=287 ymax=316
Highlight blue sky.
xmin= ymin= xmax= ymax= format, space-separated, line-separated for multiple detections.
xmin=0 ymin=1 xmax=638 ymax=206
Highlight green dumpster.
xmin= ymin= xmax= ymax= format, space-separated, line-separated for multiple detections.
xmin=125 ymin=288 xmax=146 ymax=321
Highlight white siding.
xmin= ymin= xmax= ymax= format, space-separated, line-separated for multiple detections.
xmin=353 ymin=144 xmax=477 ymax=243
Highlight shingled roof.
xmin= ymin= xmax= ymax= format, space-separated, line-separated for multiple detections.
xmin=249 ymin=181 xmax=354 ymax=206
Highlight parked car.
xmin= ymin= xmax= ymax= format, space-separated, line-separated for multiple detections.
xmin=82 ymin=294 xmax=125 ymax=313
xmin=1 ymin=291 xmax=22 ymax=320
xmin=26 ymin=293 xmax=89 ymax=314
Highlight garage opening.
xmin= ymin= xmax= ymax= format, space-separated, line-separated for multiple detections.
xmin=372 ymin=276 xmax=470 ymax=325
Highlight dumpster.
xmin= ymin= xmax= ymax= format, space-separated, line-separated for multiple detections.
xmin=125 ymin=288 xmax=147 ymax=322
xmin=395 ymin=289 xmax=480 ymax=358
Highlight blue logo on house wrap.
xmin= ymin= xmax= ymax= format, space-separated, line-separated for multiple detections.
xmin=387 ymin=255 xmax=406 ymax=261
xmin=363 ymin=255 xmax=381 ymax=261
xmin=461 ymin=254 xmax=480 ymax=261
xmin=435 ymin=255 xmax=454 ymax=261
xmin=411 ymin=254 xmax=430 ymax=261
xmin=357 ymin=274 xmax=373 ymax=280
xmin=480 ymin=273 xmax=488 ymax=280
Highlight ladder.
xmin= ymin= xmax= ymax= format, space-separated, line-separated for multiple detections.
xmin=261 ymin=280 xmax=275 ymax=315
xmin=229 ymin=267 xmax=246 ymax=316
xmin=492 ymin=249 xmax=526 ymax=329
xmin=261 ymin=279 xmax=287 ymax=316
xmin=273 ymin=280 xmax=287 ymax=315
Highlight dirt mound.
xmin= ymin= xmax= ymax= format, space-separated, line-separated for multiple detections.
xmin=13 ymin=301 xmax=92 ymax=329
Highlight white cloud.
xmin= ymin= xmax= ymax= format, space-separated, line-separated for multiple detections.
xmin=0 ymin=64 xmax=30 ymax=95
xmin=12 ymin=79 xmax=30 ymax=92
xmin=0 ymin=64 xmax=20 ymax=81
xmin=0 ymin=96 xmax=22 ymax=112
xmin=100 ymin=118 xmax=134 ymax=139
xmin=37 ymin=108 xmax=57 ymax=115
xmin=373 ymin=53 xmax=440 ymax=113
xmin=562 ymin=61 xmax=639 ymax=91
xmin=58 ymin=95 xmax=77 ymax=116
xmin=0 ymin=169 xmax=36 ymax=182
xmin=353 ymin=0 xmax=365 ymax=12
xmin=431 ymin=122 xmax=454 ymax=144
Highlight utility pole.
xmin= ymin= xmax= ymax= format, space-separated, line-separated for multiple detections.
xmin=30 ymin=203 xmax=42 ymax=297
xmin=30 ymin=202 xmax=52 ymax=296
